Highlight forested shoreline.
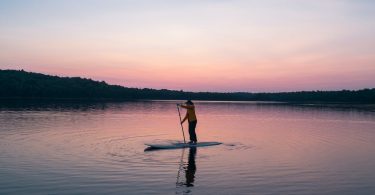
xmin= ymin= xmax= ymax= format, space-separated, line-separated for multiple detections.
xmin=1 ymin=69 xmax=374 ymax=103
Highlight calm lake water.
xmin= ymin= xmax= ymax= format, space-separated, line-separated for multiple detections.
xmin=0 ymin=100 xmax=375 ymax=195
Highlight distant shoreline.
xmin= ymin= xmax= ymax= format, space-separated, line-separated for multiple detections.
xmin=1 ymin=69 xmax=374 ymax=104
xmin=0 ymin=96 xmax=374 ymax=104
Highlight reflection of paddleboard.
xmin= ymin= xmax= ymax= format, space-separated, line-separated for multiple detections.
xmin=145 ymin=142 xmax=222 ymax=149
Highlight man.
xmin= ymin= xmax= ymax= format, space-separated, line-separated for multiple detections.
xmin=179 ymin=100 xmax=198 ymax=144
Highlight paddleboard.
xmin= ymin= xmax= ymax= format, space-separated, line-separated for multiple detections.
xmin=145 ymin=141 xmax=222 ymax=149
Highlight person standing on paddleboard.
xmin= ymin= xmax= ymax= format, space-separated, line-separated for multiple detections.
xmin=179 ymin=100 xmax=198 ymax=144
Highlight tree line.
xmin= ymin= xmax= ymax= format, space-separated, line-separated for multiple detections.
xmin=0 ymin=69 xmax=374 ymax=103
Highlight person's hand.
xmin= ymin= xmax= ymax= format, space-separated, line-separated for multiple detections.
xmin=181 ymin=121 xmax=184 ymax=124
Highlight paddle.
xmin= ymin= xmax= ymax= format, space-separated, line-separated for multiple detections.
xmin=176 ymin=104 xmax=187 ymax=144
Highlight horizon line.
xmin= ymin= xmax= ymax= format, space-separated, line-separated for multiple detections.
xmin=2 ymin=68 xmax=373 ymax=94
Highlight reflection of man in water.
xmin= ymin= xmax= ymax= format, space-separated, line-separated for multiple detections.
xmin=185 ymin=147 xmax=197 ymax=187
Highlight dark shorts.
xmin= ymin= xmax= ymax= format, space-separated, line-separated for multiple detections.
xmin=188 ymin=120 xmax=197 ymax=142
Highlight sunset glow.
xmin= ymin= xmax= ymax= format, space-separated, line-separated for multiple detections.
xmin=1 ymin=0 xmax=374 ymax=92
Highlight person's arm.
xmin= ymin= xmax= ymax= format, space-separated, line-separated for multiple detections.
xmin=180 ymin=104 xmax=195 ymax=109
xmin=181 ymin=112 xmax=188 ymax=124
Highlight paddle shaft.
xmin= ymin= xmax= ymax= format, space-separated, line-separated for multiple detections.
xmin=176 ymin=105 xmax=187 ymax=144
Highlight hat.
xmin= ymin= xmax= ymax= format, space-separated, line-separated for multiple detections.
xmin=185 ymin=100 xmax=194 ymax=105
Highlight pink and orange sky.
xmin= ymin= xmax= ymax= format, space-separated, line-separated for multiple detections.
xmin=1 ymin=0 xmax=374 ymax=92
